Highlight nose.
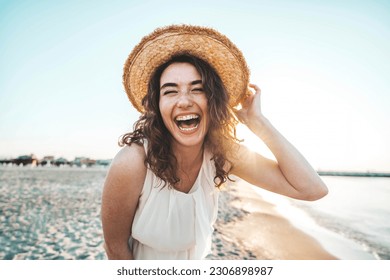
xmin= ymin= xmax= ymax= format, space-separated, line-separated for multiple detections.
xmin=176 ymin=91 xmax=193 ymax=108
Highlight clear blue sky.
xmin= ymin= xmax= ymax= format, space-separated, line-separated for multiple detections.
xmin=1 ymin=0 xmax=389 ymax=171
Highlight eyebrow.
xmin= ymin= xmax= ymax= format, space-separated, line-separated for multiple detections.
xmin=160 ymin=80 xmax=203 ymax=90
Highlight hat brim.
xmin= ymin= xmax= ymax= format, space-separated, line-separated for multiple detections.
xmin=123 ymin=25 xmax=250 ymax=113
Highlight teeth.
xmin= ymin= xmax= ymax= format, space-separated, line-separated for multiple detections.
xmin=179 ymin=124 xmax=199 ymax=131
xmin=175 ymin=114 xmax=199 ymax=121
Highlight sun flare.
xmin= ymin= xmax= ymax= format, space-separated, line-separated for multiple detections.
xmin=236 ymin=124 xmax=275 ymax=160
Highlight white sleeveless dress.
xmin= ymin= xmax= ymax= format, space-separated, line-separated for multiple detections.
xmin=129 ymin=143 xmax=219 ymax=259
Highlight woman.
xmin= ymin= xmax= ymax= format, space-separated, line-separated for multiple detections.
xmin=101 ymin=25 xmax=328 ymax=260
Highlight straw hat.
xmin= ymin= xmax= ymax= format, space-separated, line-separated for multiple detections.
xmin=123 ymin=24 xmax=250 ymax=113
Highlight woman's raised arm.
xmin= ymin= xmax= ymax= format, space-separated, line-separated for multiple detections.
xmin=231 ymin=84 xmax=328 ymax=201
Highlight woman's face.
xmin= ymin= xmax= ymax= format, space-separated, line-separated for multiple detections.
xmin=159 ymin=62 xmax=209 ymax=149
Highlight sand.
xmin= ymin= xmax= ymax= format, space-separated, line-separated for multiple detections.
xmin=207 ymin=180 xmax=337 ymax=259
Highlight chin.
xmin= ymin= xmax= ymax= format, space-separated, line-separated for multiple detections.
xmin=169 ymin=126 xmax=207 ymax=148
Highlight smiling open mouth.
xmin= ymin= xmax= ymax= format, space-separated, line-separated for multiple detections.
xmin=175 ymin=114 xmax=200 ymax=131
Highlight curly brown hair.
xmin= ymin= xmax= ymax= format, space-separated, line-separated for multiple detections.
xmin=120 ymin=53 xmax=240 ymax=188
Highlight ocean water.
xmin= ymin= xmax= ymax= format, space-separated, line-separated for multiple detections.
xmin=254 ymin=176 xmax=390 ymax=260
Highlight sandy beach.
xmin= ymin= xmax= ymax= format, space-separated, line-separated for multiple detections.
xmin=207 ymin=179 xmax=336 ymax=259
xmin=0 ymin=166 xmax=337 ymax=260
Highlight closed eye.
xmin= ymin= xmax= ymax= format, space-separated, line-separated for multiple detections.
xmin=163 ymin=90 xmax=178 ymax=95
xmin=192 ymin=88 xmax=204 ymax=92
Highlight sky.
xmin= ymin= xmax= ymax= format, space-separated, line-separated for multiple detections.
xmin=0 ymin=0 xmax=389 ymax=172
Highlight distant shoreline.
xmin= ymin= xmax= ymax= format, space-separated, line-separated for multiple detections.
xmin=318 ymin=171 xmax=390 ymax=177
xmin=1 ymin=163 xmax=389 ymax=177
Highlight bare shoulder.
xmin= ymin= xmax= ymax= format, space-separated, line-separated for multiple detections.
xmin=101 ymin=143 xmax=146 ymax=259
xmin=103 ymin=143 xmax=147 ymax=199
xmin=111 ymin=143 xmax=146 ymax=174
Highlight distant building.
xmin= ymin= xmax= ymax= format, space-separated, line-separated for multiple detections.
xmin=72 ymin=157 xmax=96 ymax=167
xmin=0 ymin=158 xmax=13 ymax=165
xmin=13 ymin=154 xmax=38 ymax=166
xmin=0 ymin=154 xmax=112 ymax=168
xmin=40 ymin=156 xmax=55 ymax=166
xmin=54 ymin=157 xmax=69 ymax=166
xmin=96 ymin=159 xmax=111 ymax=166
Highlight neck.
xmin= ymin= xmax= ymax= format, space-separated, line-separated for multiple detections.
xmin=172 ymin=142 xmax=204 ymax=193
xmin=172 ymin=142 xmax=204 ymax=171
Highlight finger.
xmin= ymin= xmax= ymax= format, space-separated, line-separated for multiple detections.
xmin=249 ymin=83 xmax=261 ymax=93
xmin=237 ymin=90 xmax=253 ymax=107
xmin=249 ymin=83 xmax=261 ymax=94
xmin=242 ymin=92 xmax=255 ymax=108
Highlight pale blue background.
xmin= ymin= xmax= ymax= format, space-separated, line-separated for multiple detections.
xmin=1 ymin=0 xmax=389 ymax=171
